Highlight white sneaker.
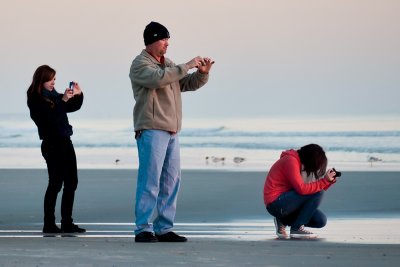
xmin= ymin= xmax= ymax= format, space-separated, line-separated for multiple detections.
xmin=290 ymin=226 xmax=317 ymax=239
xmin=274 ymin=217 xmax=289 ymax=239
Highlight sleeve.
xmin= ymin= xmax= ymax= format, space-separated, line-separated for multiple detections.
xmin=130 ymin=57 xmax=189 ymax=89
xmin=323 ymin=178 xmax=336 ymax=191
xmin=65 ymin=93 xmax=84 ymax=113
xmin=179 ymin=71 xmax=209 ymax=92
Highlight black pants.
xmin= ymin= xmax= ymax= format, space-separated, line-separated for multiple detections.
xmin=41 ymin=138 xmax=78 ymax=226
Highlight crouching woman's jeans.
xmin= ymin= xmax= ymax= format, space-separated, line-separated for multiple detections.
xmin=266 ymin=190 xmax=327 ymax=230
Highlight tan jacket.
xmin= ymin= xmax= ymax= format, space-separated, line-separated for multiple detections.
xmin=129 ymin=50 xmax=209 ymax=132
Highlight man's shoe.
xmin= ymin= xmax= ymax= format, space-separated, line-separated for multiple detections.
xmin=290 ymin=226 xmax=317 ymax=239
xmin=61 ymin=223 xmax=86 ymax=233
xmin=43 ymin=224 xmax=62 ymax=234
xmin=135 ymin=231 xmax=158 ymax=243
xmin=274 ymin=217 xmax=289 ymax=239
xmin=156 ymin=231 xmax=187 ymax=242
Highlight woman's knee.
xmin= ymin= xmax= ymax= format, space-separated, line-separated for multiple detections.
xmin=316 ymin=215 xmax=327 ymax=228
xmin=64 ymin=178 xmax=78 ymax=192
xmin=47 ymin=180 xmax=63 ymax=193
xmin=311 ymin=210 xmax=327 ymax=228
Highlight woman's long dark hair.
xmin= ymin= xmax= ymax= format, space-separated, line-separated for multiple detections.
xmin=27 ymin=65 xmax=56 ymax=105
xmin=297 ymin=144 xmax=327 ymax=178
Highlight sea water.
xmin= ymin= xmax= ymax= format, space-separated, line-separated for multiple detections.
xmin=1 ymin=113 xmax=399 ymax=171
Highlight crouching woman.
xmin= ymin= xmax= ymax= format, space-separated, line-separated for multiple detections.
xmin=264 ymin=144 xmax=338 ymax=239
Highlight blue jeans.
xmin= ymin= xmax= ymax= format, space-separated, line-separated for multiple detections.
xmin=135 ymin=130 xmax=181 ymax=235
xmin=266 ymin=190 xmax=327 ymax=230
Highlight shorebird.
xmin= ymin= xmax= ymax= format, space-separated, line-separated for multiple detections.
xmin=233 ymin=157 xmax=246 ymax=164
xmin=115 ymin=159 xmax=120 ymax=165
xmin=211 ymin=156 xmax=225 ymax=165
xmin=367 ymin=156 xmax=382 ymax=167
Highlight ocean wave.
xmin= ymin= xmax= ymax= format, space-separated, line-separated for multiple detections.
xmin=2 ymin=141 xmax=399 ymax=154
xmin=0 ymin=134 xmax=23 ymax=139
xmin=1 ymin=126 xmax=400 ymax=154
xmin=179 ymin=142 xmax=400 ymax=154
xmin=180 ymin=129 xmax=400 ymax=138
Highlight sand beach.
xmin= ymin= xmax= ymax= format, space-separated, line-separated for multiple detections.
xmin=1 ymin=169 xmax=399 ymax=266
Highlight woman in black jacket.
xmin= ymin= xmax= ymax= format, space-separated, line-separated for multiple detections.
xmin=27 ymin=65 xmax=85 ymax=234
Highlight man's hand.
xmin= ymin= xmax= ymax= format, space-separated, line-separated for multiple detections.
xmin=198 ymin=57 xmax=214 ymax=74
xmin=186 ymin=56 xmax=215 ymax=72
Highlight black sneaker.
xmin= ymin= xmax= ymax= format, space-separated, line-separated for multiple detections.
xmin=43 ymin=224 xmax=62 ymax=234
xmin=61 ymin=223 xmax=86 ymax=233
xmin=135 ymin=231 xmax=158 ymax=243
xmin=156 ymin=231 xmax=187 ymax=242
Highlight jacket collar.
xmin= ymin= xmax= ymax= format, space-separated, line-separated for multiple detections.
xmin=142 ymin=49 xmax=165 ymax=65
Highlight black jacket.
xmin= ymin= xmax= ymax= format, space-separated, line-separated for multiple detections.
xmin=28 ymin=91 xmax=84 ymax=140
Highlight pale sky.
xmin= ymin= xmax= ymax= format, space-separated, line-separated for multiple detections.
xmin=1 ymin=0 xmax=399 ymax=120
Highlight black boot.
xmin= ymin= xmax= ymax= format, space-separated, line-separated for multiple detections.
xmin=43 ymin=224 xmax=62 ymax=234
xmin=61 ymin=223 xmax=86 ymax=233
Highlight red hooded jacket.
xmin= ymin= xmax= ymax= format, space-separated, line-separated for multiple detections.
xmin=263 ymin=149 xmax=334 ymax=205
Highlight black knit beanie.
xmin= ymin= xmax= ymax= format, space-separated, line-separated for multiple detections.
xmin=143 ymin=21 xmax=170 ymax=46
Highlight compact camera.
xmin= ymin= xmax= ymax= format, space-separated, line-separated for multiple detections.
xmin=331 ymin=168 xmax=341 ymax=178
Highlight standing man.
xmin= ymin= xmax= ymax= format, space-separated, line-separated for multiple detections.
xmin=129 ymin=21 xmax=214 ymax=243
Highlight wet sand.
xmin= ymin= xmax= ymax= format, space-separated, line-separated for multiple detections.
xmin=1 ymin=169 xmax=399 ymax=266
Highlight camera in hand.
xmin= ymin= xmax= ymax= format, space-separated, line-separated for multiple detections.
xmin=332 ymin=168 xmax=341 ymax=178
